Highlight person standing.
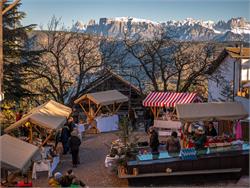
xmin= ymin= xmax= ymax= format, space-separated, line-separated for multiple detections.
xmin=144 ymin=108 xmax=153 ymax=133
xmin=67 ymin=117 xmax=76 ymax=133
xmin=128 ymin=108 xmax=136 ymax=131
xmin=61 ymin=124 xmax=70 ymax=154
xmin=69 ymin=130 xmax=81 ymax=168
xmin=206 ymin=122 xmax=217 ymax=137
xmin=149 ymin=127 xmax=160 ymax=155
xmin=193 ymin=126 xmax=207 ymax=150
xmin=166 ymin=131 xmax=181 ymax=154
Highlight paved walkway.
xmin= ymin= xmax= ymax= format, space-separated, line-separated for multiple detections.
xmin=33 ymin=131 xmax=249 ymax=187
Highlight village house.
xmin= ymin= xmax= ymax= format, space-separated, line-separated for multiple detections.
xmin=208 ymin=46 xmax=250 ymax=140
xmin=208 ymin=46 xmax=250 ymax=115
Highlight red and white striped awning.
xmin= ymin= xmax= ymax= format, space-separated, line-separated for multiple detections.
xmin=143 ymin=92 xmax=199 ymax=107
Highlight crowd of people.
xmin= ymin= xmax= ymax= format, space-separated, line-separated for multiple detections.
xmin=49 ymin=169 xmax=85 ymax=187
xmin=147 ymin=121 xmax=219 ymax=155
xmin=55 ymin=117 xmax=82 ymax=168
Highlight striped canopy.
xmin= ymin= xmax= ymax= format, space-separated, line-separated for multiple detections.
xmin=143 ymin=92 xmax=199 ymax=107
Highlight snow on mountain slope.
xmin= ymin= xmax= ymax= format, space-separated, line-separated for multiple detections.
xmin=71 ymin=17 xmax=250 ymax=41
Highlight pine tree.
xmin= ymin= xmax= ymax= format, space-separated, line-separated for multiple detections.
xmin=3 ymin=2 xmax=41 ymax=101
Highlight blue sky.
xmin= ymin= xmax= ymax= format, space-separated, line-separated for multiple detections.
xmin=20 ymin=0 xmax=250 ymax=27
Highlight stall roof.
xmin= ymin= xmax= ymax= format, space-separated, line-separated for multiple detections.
xmin=176 ymin=102 xmax=248 ymax=122
xmin=74 ymin=90 xmax=128 ymax=106
xmin=0 ymin=134 xmax=39 ymax=171
xmin=143 ymin=92 xmax=199 ymax=107
xmin=5 ymin=100 xmax=72 ymax=133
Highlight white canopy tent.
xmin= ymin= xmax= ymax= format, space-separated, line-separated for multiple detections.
xmin=74 ymin=90 xmax=128 ymax=133
xmin=74 ymin=90 xmax=128 ymax=106
xmin=0 ymin=134 xmax=39 ymax=172
xmin=176 ymin=102 xmax=248 ymax=122
xmin=4 ymin=100 xmax=72 ymax=146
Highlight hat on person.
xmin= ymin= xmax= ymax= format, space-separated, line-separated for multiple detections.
xmin=54 ymin=172 xmax=62 ymax=181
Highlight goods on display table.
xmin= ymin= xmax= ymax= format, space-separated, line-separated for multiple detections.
xmin=95 ymin=114 xmax=119 ymax=132
xmin=4 ymin=100 xmax=72 ymax=146
xmin=143 ymin=92 xmax=201 ymax=136
xmin=180 ymin=148 xmax=197 ymax=160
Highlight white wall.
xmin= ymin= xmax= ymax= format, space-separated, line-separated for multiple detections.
xmin=208 ymin=56 xmax=235 ymax=102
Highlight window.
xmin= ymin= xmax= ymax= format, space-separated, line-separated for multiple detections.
xmin=238 ymin=60 xmax=250 ymax=98
xmin=241 ymin=68 xmax=250 ymax=81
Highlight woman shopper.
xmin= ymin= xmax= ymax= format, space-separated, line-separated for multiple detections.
xmin=69 ymin=130 xmax=81 ymax=168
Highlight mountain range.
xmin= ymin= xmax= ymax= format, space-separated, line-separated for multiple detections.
xmin=71 ymin=17 xmax=250 ymax=42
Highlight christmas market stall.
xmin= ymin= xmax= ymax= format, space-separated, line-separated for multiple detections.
xmin=143 ymin=92 xmax=201 ymax=136
xmin=0 ymin=134 xmax=39 ymax=186
xmin=176 ymin=102 xmax=249 ymax=148
xmin=117 ymin=102 xmax=249 ymax=186
xmin=4 ymin=100 xmax=72 ymax=146
xmin=74 ymin=90 xmax=128 ymax=133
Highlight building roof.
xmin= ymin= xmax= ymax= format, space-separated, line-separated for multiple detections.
xmin=82 ymin=70 xmax=142 ymax=95
xmin=206 ymin=47 xmax=250 ymax=75
xmin=225 ymin=47 xmax=250 ymax=59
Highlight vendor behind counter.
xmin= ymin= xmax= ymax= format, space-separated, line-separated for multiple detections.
xmin=193 ymin=126 xmax=207 ymax=150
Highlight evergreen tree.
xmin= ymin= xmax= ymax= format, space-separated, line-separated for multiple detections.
xmin=3 ymin=2 xmax=41 ymax=101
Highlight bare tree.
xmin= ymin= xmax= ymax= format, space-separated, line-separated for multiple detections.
xmin=122 ymin=30 xmax=218 ymax=96
xmin=28 ymin=16 xmax=74 ymax=103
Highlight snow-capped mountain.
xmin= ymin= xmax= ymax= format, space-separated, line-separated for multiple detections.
xmin=71 ymin=17 xmax=250 ymax=42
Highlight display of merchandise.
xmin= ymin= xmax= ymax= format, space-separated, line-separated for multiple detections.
xmin=180 ymin=147 xmax=197 ymax=160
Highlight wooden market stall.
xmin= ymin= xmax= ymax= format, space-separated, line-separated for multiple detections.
xmin=142 ymin=92 xmax=201 ymax=136
xmin=74 ymin=90 xmax=128 ymax=133
xmin=0 ymin=134 xmax=39 ymax=172
xmin=117 ymin=102 xmax=249 ymax=186
xmin=176 ymin=102 xmax=249 ymax=147
xmin=0 ymin=134 xmax=39 ymax=186
xmin=4 ymin=100 xmax=72 ymax=146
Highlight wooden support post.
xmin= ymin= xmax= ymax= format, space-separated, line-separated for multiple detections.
xmin=113 ymin=103 xmax=115 ymax=114
xmin=41 ymin=130 xmax=54 ymax=147
xmin=79 ymin=103 xmax=88 ymax=116
xmin=150 ymin=107 xmax=156 ymax=119
xmin=29 ymin=123 xmax=33 ymax=144
xmin=94 ymin=105 xmax=102 ymax=117
xmin=156 ymin=107 xmax=160 ymax=119
xmin=114 ymin=103 xmax=123 ymax=114
xmin=88 ymin=99 xmax=91 ymax=112
xmin=34 ymin=125 xmax=42 ymax=136
xmin=105 ymin=105 xmax=112 ymax=113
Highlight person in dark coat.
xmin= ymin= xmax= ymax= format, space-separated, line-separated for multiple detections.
xmin=149 ymin=127 xmax=159 ymax=155
xmin=67 ymin=117 xmax=76 ymax=133
xmin=128 ymin=108 xmax=136 ymax=131
xmin=144 ymin=108 xmax=154 ymax=133
xmin=206 ymin=122 xmax=217 ymax=137
xmin=61 ymin=124 xmax=70 ymax=154
xmin=69 ymin=130 xmax=81 ymax=168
